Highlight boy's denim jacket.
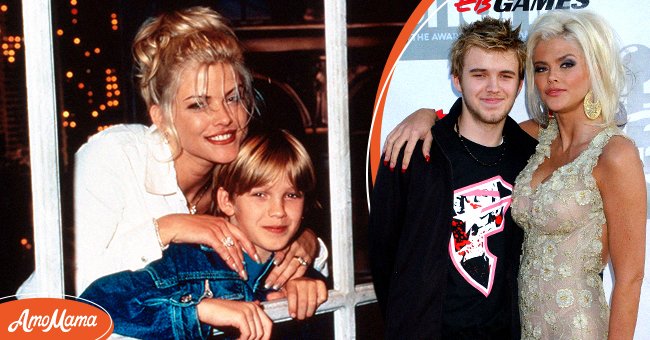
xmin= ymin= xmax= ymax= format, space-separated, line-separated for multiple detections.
xmin=80 ymin=243 xmax=275 ymax=339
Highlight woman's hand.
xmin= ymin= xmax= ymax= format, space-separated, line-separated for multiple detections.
xmin=156 ymin=214 xmax=258 ymax=280
xmin=264 ymin=228 xmax=319 ymax=290
xmin=197 ymin=298 xmax=272 ymax=340
xmin=383 ymin=108 xmax=438 ymax=171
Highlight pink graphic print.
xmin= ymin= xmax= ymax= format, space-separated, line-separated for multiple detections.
xmin=449 ymin=176 xmax=512 ymax=297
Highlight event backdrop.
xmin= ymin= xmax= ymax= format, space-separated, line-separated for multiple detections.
xmin=368 ymin=0 xmax=650 ymax=336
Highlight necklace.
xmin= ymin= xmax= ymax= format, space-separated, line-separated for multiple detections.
xmin=455 ymin=120 xmax=506 ymax=167
xmin=188 ymin=179 xmax=212 ymax=215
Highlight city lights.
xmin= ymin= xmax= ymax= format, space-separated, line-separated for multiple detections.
xmin=1 ymin=3 xmax=126 ymax=162
xmin=20 ymin=1 xmax=127 ymax=137
xmin=111 ymin=13 xmax=119 ymax=31
xmin=20 ymin=238 xmax=32 ymax=250
xmin=1 ymin=34 xmax=22 ymax=64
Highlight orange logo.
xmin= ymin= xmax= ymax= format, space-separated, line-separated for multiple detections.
xmin=0 ymin=296 xmax=113 ymax=339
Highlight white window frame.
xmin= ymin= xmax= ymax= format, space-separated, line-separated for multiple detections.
xmin=22 ymin=0 xmax=377 ymax=337
xmin=22 ymin=0 xmax=64 ymax=298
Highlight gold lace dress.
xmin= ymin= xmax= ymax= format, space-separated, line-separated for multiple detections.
xmin=512 ymin=119 xmax=622 ymax=339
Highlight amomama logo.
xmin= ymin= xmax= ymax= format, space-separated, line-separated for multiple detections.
xmin=0 ymin=296 xmax=113 ymax=339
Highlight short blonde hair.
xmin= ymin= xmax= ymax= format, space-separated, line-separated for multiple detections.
xmin=525 ymin=10 xmax=626 ymax=126
xmin=133 ymin=6 xmax=255 ymax=155
xmin=450 ymin=16 xmax=526 ymax=80
xmin=213 ymin=129 xmax=316 ymax=215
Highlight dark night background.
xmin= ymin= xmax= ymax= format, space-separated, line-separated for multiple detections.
xmin=0 ymin=0 xmax=420 ymax=337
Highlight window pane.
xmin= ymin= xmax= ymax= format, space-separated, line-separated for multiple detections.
xmin=0 ymin=0 xmax=34 ymax=298
xmin=356 ymin=303 xmax=385 ymax=339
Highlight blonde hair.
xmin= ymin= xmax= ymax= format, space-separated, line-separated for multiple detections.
xmin=450 ymin=16 xmax=526 ymax=80
xmin=213 ymin=129 xmax=316 ymax=215
xmin=525 ymin=10 xmax=626 ymax=126
xmin=133 ymin=6 xmax=255 ymax=155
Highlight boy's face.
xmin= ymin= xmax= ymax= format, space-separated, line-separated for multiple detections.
xmin=452 ymin=47 xmax=522 ymax=127
xmin=217 ymin=174 xmax=304 ymax=261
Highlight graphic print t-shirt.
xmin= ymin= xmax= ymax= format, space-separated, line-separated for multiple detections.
xmin=439 ymin=131 xmax=521 ymax=331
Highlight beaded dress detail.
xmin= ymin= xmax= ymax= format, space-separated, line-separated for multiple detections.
xmin=512 ymin=119 xmax=623 ymax=339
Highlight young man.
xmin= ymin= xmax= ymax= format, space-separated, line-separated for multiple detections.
xmin=369 ymin=17 xmax=537 ymax=339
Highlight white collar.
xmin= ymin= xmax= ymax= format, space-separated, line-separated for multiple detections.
xmin=144 ymin=125 xmax=179 ymax=196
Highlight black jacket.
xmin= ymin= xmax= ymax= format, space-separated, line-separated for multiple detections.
xmin=369 ymin=98 xmax=537 ymax=339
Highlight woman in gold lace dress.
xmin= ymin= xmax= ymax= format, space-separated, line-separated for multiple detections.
xmin=511 ymin=10 xmax=646 ymax=339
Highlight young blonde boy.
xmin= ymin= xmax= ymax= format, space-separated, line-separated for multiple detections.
xmin=81 ymin=129 xmax=327 ymax=339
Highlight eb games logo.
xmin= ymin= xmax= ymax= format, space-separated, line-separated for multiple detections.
xmin=0 ymin=296 xmax=113 ymax=339
xmin=453 ymin=0 xmax=590 ymax=14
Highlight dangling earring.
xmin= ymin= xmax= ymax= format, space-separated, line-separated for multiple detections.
xmin=162 ymin=130 xmax=170 ymax=144
xmin=583 ymin=90 xmax=602 ymax=120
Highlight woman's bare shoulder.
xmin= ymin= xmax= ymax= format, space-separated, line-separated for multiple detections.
xmin=599 ymin=135 xmax=641 ymax=171
xmin=518 ymin=119 xmax=541 ymax=140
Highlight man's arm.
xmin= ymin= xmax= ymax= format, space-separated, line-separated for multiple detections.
xmin=368 ymin=149 xmax=410 ymax=314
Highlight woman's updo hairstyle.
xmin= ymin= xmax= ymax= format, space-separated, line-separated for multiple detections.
xmin=132 ymin=6 xmax=254 ymax=155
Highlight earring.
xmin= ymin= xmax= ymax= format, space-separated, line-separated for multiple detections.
xmin=583 ymin=90 xmax=602 ymax=120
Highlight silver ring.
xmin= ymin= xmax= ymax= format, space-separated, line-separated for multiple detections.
xmin=294 ymin=256 xmax=309 ymax=267
xmin=222 ymin=236 xmax=235 ymax=248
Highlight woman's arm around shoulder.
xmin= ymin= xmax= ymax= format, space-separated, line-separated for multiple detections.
xmin=595 ymin=135 xmax=646 ymax=339
xmin=73 ymin=131 xmax=154 ymax=293
xmin=383 ymin=108 xmax=438 ymax=171
xmin=518 ymin=119 xmax=541 ymax=140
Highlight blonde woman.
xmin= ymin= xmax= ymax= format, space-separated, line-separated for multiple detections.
xmin=18 ymin=6 xmax=327 ymax=297
xmin=512 ymin=11 xmax=645 ymax=339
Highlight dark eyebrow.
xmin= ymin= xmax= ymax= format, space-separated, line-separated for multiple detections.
xmin=534 ymin=54 xmax=577 ymax=65
xmin=224 ymin=86 xmax=241 ymax=97
xmin=182 ymin=84 xmax=242 ymax=102
xmin=183 ymin=95 xmax=209 ymax=102
xmin=468 ymin=68 xmax=517 ymax=76
xmin=558 ymin=54 xmax=576 ymax=60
